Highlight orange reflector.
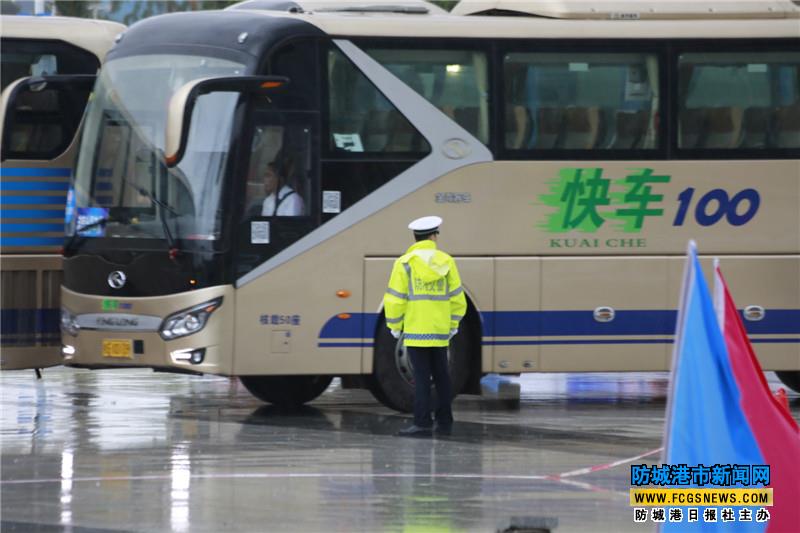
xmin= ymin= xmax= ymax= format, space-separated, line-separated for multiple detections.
xmin=165 ymin=154 xmax=178 ymax=165
xmin=337 ymin=313 xmax=351 ymax=320
xmin=261 ymin=81 xmax=283 ymax=89
xmin=189 ymin=279 xmax=197 ymax=286
xmin=336 ymin=290 xmax=351 ymax=298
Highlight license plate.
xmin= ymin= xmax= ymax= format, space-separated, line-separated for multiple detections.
xmin=102 ymin=339 xmax=132 ymax=359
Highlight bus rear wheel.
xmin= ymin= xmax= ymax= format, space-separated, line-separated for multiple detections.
xmin=239 ymin=375 xmax=333 ymax=407
xmin=775 ymin=371 xmax=800 ymax=393
xmin=368 ymin=315 xmax=472 ymax=413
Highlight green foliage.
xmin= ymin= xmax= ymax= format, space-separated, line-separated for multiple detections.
xmin=430 ymin=0 xmax=458 ymax=11
xmin=51 ymin=1 xmax=238 ymax=24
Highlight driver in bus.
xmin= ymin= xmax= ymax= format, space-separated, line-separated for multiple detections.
xmin=248 ymin=152 xmax=305 ymax=217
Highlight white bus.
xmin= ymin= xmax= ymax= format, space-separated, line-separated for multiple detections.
xmin=1 ymin=15 xmax=125 ymax=370
xmin=56 ymin=0 xmax=799 ymax=411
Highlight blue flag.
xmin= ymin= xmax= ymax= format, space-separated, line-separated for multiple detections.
xmin=662 ymin=242 xmax=764 ymax=532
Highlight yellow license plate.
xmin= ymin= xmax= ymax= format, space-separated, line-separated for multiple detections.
xmin=102 ymin=339 xmax=132 ymax=359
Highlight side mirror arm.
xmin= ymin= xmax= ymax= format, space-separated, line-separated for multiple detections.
xmin=164 ymin=75 xmax=288 ymax=168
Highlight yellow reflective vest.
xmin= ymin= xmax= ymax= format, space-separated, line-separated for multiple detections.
xmin=383 ymin=240 xmax=467 ymax=347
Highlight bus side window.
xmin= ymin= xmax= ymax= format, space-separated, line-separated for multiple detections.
xmin=363 ymin=47 xmax=490 ymax=145
xmin=502 ymin=51 xmax=660 ymax=153
xmin=1 ymin=38 xmax=98 ymax=160
xmin=678 ymin=51 xmax=800 ymax=150
xmin=327 ymin=47 xmax=429 ymax=155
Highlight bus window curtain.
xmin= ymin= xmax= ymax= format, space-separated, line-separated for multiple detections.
xmin=643 ymin=55 xmax=660 ymax=149
xmin=473 ymin=52 xmax=489 ymax=144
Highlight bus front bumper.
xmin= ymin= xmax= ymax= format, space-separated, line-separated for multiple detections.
xmin=60 ymin=285 xmax=234 ymax=375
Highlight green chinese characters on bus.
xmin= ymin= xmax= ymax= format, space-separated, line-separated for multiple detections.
xmin=538 ymin=167 xmax=671 ymax=234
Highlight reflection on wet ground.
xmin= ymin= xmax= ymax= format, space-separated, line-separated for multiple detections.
xmin=2 ymin=369 xmax=798 ymax=532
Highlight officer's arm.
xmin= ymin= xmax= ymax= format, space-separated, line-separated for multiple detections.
xmin=384 ymin=260 xmax=408 ymax=331
xmin=447 ymin=260 xmax=467 ymax=330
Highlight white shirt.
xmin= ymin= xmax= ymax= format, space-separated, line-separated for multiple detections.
xmin=261 ymin=185 xmax=304 ymax=216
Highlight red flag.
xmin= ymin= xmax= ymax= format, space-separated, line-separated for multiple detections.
xmin=715 ymin=265 xmax=800 ymax=533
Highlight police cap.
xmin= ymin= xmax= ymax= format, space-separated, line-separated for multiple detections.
xmin=408 ymin=215 xmax=442 ymax=237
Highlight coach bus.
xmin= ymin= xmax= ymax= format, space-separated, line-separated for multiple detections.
xmin=57 ymin=0 xmax=800 ymax=411
xmin=1 ymin=15 xmax=125 ymax=370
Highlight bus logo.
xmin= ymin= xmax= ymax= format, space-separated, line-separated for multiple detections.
xmin=441 ymin=138 xmax=471 ymax=160
xmin=107 ymin=271 xmax=127 ymax=289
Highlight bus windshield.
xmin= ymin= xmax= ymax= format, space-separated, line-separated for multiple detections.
xmin=71 ymin=54 xmax=246 ymax=245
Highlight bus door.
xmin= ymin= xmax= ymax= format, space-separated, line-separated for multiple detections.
xmin=235 ymin=110 xmax=320 ymax=278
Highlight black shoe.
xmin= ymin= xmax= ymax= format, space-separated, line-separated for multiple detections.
xmin=397 ymin=425 xmax=433 ymax=437
xmin=434 ymin=423 xmax=452 ymax=436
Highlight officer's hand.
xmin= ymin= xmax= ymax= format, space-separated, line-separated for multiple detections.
xmin=449 ymin=328 xmax=458 ymax=339
xmin=391 ymin=330 xmax=401 ymax=339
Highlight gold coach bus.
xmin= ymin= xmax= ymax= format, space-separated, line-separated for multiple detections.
xmin=54 ymin=0 xmax=799 ymax=411
xmin=1 ymin=15 xmax=125 ymax=370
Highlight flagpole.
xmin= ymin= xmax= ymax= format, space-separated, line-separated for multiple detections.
xmin=712 ymin=257 xmax=725 ymax=330
xmin=661 ymin=239 xmax=697 ymax=463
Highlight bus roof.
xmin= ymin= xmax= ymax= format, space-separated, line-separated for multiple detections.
xmin=1 ymin=16 xmax=126 ymax=60
xmin=227 ymin=0 xmax=448 ymax=15
xmin=232 ymin=9 xmax=800 ymax=39
xmin=450 ymin=0 xmax=800 ymax=20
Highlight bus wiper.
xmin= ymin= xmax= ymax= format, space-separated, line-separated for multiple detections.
xmin=130 ymin=184 xmax=178 ymax=253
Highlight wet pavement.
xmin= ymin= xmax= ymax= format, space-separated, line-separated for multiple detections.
xmin=2 ymin=368 xmax=798 ymax=532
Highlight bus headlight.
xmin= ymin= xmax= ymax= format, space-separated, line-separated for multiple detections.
xmin=159 ymin=297 xmax=222 ymax=340
xmin=60 ymin=308 xmax=79 ymax=336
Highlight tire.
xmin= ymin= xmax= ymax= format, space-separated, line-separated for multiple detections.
xmin=368 ymin=314 xmax=473 ymax=413
xmin=775 ymin=371 xmax=800 ymax=393
xmin=239 ymin=375 xmax=333 ymax=407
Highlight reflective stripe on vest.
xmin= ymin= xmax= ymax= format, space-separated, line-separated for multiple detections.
xmin=403 ymin=333 xmax=450 ymax=341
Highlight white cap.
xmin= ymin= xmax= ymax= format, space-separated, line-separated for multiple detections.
xmin=408 ymin=215 xmax=442 ymax=235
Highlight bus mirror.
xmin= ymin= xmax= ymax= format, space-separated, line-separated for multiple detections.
xmin=1 ymin=74 xmax=96 ymax=162
xmin=164 ymin=75 xmax=289 ymax=168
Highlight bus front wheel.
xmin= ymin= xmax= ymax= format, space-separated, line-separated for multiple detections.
xmin=239 ymin=375 xmax=333 ymax=407
xmin=368 ymin=315 xmax=473 ymax=413
xmin=775 ymin=371 xmax=800 ymax=393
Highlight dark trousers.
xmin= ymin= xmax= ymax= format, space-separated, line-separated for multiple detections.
xmin=407 ymin=346 xmax=453 ymax=428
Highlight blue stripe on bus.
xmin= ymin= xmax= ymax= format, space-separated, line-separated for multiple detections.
xmin=0 ymin=168 xmax=70 ymax=177
xmin=96 ymin=196 xmax=113 ymax=205
xmin=0 ymin=209 xmax=64 ymax=219
xmin=1 ymin=223 xmax=63 ymax=232
xmin=1 ymin=196 xmax=66 ymax=205
xmin=0 ymin=308 xmax=60 ymax=347
xmin=318 ymin=342 xmax=375 ymax=348
xmin=0 ymin=237 xmax=63 ymax=246
xmin=319 ymin=313 xmax=378 ymax=339
xmin=94 ymin=182 xmax=113 ymax=191
xmin=318 ymin=310 xmax=800 ymax=340
xmin=483 ymin=339 xmax=674 ymax=346
xmin=482 ymin=310 xmax=676 ymax=337
xmin=0 ymin=308 xmax=61 ymax=338
xmin=0 ymin=182 xmax=69 ymax=191
xmin=483 ymin=338 xmax=799 ymax=346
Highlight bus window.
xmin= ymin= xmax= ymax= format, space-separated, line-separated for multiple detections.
xmin=364 ymin=47 xmax=490 ymax=145
xmin=503 ymin=51 xmax=660 ymax=151
xmin=236 ymin=112 xmax=317 ymax=277
xmin=246 ymin=126 xmax=308 ymax=218
xmin=327 ymin=47 xmax=429 ymax=154
xmin=1 ymin=38 xmax=98 ymax=160
xmin=678 ymin=51 xmax=800 ymax=150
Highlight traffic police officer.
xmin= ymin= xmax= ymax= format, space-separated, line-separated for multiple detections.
xmin=384 ymin=216 xmax=467 ymax=437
